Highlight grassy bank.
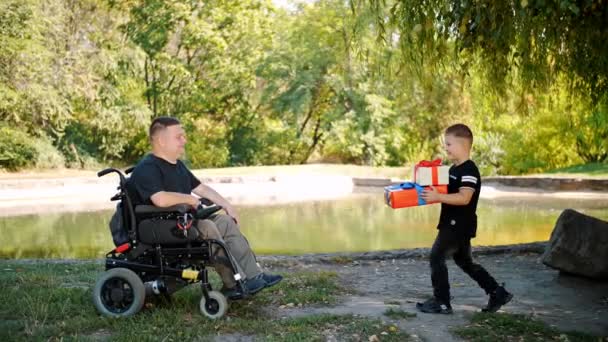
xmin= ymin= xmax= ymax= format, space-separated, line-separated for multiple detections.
xmin=0 ymin=164 xmax=408 ymax=181
xmin=1 ymin=260 xmax=605 ymax=341
xmin=541 ymin=162 xmax=608 ymax=177
xmin=2 ymin=162 xmax=607 ymax=182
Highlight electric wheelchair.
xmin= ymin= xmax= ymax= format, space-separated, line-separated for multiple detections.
xmin=92 ymin=167 xmax=249 ymax=319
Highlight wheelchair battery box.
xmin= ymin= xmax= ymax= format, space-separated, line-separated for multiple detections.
xmin=138 ymin=218 xmax=199 ymax=245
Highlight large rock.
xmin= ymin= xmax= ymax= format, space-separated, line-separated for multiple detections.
xmin=542 ymin=209 xmax=608 ymax=279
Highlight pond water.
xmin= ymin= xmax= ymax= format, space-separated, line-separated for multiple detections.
xmin=1 ymin=192 xmax=607 ymax=259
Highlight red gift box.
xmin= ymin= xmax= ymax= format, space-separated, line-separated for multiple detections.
xmin=385 ymin=182 xmax=448 ymax=209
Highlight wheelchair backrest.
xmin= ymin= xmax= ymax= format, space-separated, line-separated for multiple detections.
xmin=99 ymin=166 xmax=221 ymax=247
xmin=98 ymin=167 xmax=138 ymax=245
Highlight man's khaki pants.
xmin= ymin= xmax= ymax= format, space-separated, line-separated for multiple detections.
xmin=195 ymin=214 xmax=261 ymax=288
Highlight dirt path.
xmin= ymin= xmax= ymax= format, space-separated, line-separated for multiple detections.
xmin=263 ymin=252 xmax=608 ymax=340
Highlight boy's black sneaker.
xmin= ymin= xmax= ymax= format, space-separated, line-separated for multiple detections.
xmin=482 ymin=284 xmax=513 ymax=313
xmin=416 ymin=297 xmax=453 ymax=314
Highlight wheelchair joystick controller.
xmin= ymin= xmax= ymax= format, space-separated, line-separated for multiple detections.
xmin=195 ymin=203 xmax=222 ymax=220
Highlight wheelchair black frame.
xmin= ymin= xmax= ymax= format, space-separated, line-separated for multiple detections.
xmin=98 ymin=167 xmax=249 ymax=302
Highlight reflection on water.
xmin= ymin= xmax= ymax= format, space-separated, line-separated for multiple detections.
xmin=1 ymin=193 xmax=607 ymax=259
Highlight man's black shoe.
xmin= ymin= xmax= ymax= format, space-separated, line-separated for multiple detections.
xmin=221 ymin=286 xmax=243 ymax=300
xmin=416 ymin=297 xmax=453 ymax=314
xmin=261 ymin=273 xmax=283 ymax=288
xmin=482 ymin=284 xmax=513 ymax=313
xmin=221 ymin=276 xmax=266 ymax=300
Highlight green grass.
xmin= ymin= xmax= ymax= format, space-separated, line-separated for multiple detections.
xmin=541 ymin=162 xmax=608 ymax=177
xmin=452 ymin=312 xmax=603 ymax=342
xmin=329 ymin=256 xmax=354 ymax=264
xmin=255 ymin=270 xmax=345 ymax=306
xmin=383 ymin=308 xmax=417 ymax=320
xmin=0 ymin=261 xmax=397 ymax=341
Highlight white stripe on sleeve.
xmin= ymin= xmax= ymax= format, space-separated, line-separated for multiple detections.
xmin=461 ymin=176 xmax=478 ymax=184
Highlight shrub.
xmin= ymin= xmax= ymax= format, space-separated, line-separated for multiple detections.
xmin=32 ymin=136 xmax=65 ymax=169
xmin=0 ymin=125 xmax=37 ymax=171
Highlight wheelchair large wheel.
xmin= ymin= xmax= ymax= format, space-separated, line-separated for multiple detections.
xmin=199 ymin=291 xmax=227 ymax=319
xmin=93 ymin=268 xmax=146 ymax=317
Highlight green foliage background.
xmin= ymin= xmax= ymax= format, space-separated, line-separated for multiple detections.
xmin=0 ymin=0 xmax=606 ymax=174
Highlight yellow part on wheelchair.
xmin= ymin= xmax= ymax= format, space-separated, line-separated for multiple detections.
xmin=182 ymin=269 xmax=199 ymax=280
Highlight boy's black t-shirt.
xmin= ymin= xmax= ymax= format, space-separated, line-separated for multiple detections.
xmin=438 ymin=160 xmax=481 ymax=238
xmin=128 ymin=154 xmax=201 ymax=206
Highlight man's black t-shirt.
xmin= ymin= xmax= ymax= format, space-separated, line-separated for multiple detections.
xmin=128 ymin=154 xmax=201 ymax=206
xmin=437 ymin=160 xmax=481 ymax=238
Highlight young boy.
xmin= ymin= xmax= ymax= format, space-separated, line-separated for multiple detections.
xmin=416 ymin=124 xmax=513 ymax=314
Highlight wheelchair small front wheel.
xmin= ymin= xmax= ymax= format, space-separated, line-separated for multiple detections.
xmin=93 ymin=268 xmax=146 ymax=317
xmin=199 ymin=291 xmax=227 ymax=319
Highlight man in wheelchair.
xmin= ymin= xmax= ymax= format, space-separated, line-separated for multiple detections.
xmin=93 ymin=116 xmax=282 ymax=318
xmin=128 ymin=116 xmax=282 ymax=299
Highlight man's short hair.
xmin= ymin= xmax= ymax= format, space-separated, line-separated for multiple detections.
xmin=445 ymin=123 xmax=473 ymax=145
xmin=149 ymin=116 xmax=181 ymax=139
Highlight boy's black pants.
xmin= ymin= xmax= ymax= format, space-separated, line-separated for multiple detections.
xmin=430 ymin=228 xmax=498 ymax=304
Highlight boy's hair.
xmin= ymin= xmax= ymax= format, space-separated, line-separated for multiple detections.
xmin=149 ymin=116 xmax=181 ymax=139
xmin=445 ymin=124 xmax=473 ymax=145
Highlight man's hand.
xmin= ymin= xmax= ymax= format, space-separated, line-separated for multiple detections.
xmin=192 ymin=183 xmax=240 ymax=224
xmin=421 ymin=186 xmax=441 ymax=203
xmin=188 ymin=195 xmax=200 ymax=208
xmin=223 ymin=205 xmax=240 ymax=224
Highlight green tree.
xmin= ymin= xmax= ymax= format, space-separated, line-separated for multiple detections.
xmin=362 ymin=0 xmax=608 ymax=100
xmin=358 ymin=0 xmax=608 ymax=171
xmin=118 ymin=0 xmax=276 ymax=166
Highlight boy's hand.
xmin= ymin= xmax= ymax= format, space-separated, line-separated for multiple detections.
xmin=421 ymin=186 xmax=441 ymax=203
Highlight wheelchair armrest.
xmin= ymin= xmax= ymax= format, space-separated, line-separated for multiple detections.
xmin=135 ymin=204 xmax=192 ymax=216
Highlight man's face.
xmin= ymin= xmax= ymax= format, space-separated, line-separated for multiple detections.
xmin=443 ymin=134 xmax=469 ymax=161
xmin=156 ymin=124 xmax=187 ymax=158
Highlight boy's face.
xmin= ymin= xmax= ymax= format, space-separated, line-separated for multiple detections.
xmin=443 ymin=134 xmax=471 ymax=162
